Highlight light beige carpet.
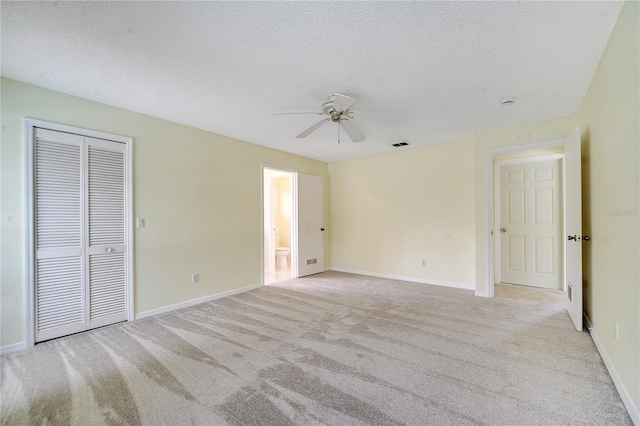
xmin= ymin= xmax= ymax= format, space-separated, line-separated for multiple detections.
xmin=1 ymin=271 xmax=632 ymax=425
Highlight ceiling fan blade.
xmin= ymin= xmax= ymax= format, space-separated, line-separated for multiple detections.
xmin=296 ymin=118 xmax=330 ymax=138
xmin=349 ymin=111 xmax=402 ymax=124
xmin=332 ymin=93 xmax=357 ymax=112
xmin=340 ymin=120 xmax=366 ymax=143
xmin=274 ymin=112 xmax=323 ymax=116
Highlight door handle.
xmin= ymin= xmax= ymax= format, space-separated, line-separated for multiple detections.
xmin=500 ymin=228 xmax=507 ymax=233
xmin=567 ymin=235 xmax=581 ymax=241
xmin=320 ymin=228 xmax=325 ymax=231
xmin=583 ymin=236 xmax=590 ymax=241
xmin=105 ymin=247 xmax=113 ymax=252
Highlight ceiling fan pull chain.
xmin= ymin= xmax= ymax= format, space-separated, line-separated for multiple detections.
xmin=337 ymin=122 xmax=341 ymax=144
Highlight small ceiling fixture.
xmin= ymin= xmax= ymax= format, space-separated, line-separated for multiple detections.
xmin=517 ymin=132 xmax=530 ymax=142
xmin=501 ymin=96 xmax=516 ymax=105
xmin=392 ymin=141 xmax=409 ymax=147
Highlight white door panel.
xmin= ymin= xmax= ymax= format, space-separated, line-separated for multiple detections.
xmin=564 ymin=125 xmax=583 ymax=331
xmin=86 ymin=138 xmax=127 ymax=329
xmin=500 ymin=158 xmax=562 ymax=289
xmin=297 ymin=173 xmax=324 ymax=277
xmin=34 ymin=129 xmax=85 ymax=342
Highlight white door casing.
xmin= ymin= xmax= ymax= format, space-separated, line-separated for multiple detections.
xmin=26 ymin=120 xmax=132 ymax=346
xmin=499 ymin=159 xmax=562 ymax=289
xmin=297 ymin=173 xmax=324 ymax=277
xmin=564 ymin=125 xmax=583 ymax=331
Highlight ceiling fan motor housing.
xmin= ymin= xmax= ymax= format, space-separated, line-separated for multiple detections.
xmin=322 ymin=99 xmax=335 ymax=114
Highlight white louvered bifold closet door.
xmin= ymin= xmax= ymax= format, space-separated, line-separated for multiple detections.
xmin=34 ymin=128 xmax=128 ymax=343
xmin=34 ymin=129 xmax=85 ymax=342
xmin=86 ymin=138 xmax=127 ymax=329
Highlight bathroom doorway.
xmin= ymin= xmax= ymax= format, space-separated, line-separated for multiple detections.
xmin=263 ymin=166 xmax=296 ymax=284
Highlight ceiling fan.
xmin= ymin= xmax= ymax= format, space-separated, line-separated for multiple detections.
xmin=275 ymin=92 xmax=400 ymax=143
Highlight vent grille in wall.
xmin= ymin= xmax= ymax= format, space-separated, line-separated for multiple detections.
xmin=306 ymin=258 xmax=317 ymax=265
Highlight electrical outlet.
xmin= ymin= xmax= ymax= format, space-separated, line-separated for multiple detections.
xmin=192 ymin=273 xmax=199 ymax=284
xmin=614 ymin=322 xmax=619 ymax=341
xmin=421 ymin=259 xmax=427 ymax=267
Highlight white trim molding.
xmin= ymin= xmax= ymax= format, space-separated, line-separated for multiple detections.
xmin=586 ymin=319 xmax=639 ymax=425
xmin=330 ymin=267 xmax=474 ymax=291
xmin=135 ymin=283 xmax=263 ymax=320
xmin=1 ymin=342 xmax=27 ymax=356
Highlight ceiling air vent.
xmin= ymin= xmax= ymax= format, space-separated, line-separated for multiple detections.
xmin=392 ymin=141 xmax=410 ymax=147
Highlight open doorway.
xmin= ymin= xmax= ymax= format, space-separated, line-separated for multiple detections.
xmin=492 ymin=146 xmax=565 ymax=299
xmin=487 ymin=126 xmax=584 ymax=331
xmin=494 ymin=153 xmax=564 ymax=291
xmin=263 ymin=166 xmax=296 ymax=284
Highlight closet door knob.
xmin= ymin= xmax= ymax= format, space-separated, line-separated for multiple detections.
xmin=105 ymin=247 xmax=113 ymax=253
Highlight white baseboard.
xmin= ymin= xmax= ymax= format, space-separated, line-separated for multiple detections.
xmin=587 ymin=321 xmax=639 ymax=425
xmin=1 ymin=342 xmax=26 ymax=356
xmin=474 ymin=290 xmax=490 ymax=297
xmin=329 ymin=267 xmax=474 ymax=291
xmin=135 ymin=283 xmax=263 ymax=320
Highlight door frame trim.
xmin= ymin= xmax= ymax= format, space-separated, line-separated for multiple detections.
xmin=493 ymin=153 xmax=564 ymax=286
xmin=24 ymin=118 xmax=134 ymax=347
xmin=260 ymin=164 xmax=298 ymax=284
xmin=483 ymin=138 xmax=565 ymax=298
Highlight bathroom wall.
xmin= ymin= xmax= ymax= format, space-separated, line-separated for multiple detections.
xmin=274 ymin=176 xmax=292 ymax=260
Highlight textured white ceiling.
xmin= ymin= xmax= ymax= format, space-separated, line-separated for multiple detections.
xmin=1 ymin=1 xmax=623 ymax=162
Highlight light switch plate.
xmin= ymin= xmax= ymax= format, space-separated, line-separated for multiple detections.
xmin=136 ymin=217 xmax=145 ymax=228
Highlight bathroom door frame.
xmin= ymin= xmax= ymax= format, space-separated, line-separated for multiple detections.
xmin=261 ymin=164 xmax=298 ymax=284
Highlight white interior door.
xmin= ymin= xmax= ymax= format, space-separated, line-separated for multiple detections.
xmin=34 ymin=129 xmax=85 ymax=342
xmin=86 ymin=137 xmax=127 ymax=329
xmin=297 ymin=173 xmax=324 ymax=277
xmin=500 ymin=159 xmax=562 ymax=289
xmin=564 ymin=125 xmax=583 ymax=331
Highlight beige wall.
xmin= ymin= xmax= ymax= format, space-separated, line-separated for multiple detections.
xmin=329 ymin=139 xmax=476 ymax=287
xmin=579 ymin=0 xmax=639 ymax=411
xmin=0 ymin=78 xmax=330 ymax=347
